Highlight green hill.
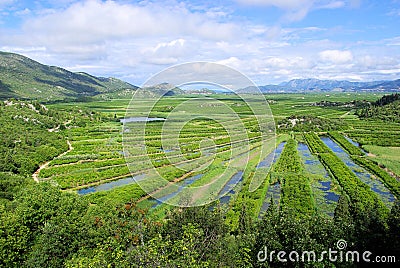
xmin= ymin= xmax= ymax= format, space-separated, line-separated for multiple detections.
xmin=0 ymin=51 xmax=137 ymax=101
xmin=357 ymin=93 xmax=400 ymax=123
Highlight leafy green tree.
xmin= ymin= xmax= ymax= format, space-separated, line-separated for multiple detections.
xmin=0 ymin=172 xmax=31 ymax=201
xmin=0 ymin=204 xmax=31 ymax=267
xmin=387 ymin=200 xmax=400 ymax=256
xmin=334 ymin=194 xmax=354 ymax=239
xmin=238 ymin=202 xmax=253 ymax=235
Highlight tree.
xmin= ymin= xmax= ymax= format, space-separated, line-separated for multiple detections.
xmin=238 ymin=202 xmax=252 ymax=235
xmin=387 ymin=200 xmax=400 ymax=256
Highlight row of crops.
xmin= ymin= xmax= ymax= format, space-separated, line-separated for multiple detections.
xmin=304 ymin=133 xmax=389 ymax=217
xmin=343 ymin=117 xmax=400 ymax=147
xmin=328 ymin=131 xmax=400 ymax=199
xmin=47 ymin=123 xmax=397 ymax=222
xmin=274 ymin=139 xmax=315 ymax=215
xmin=39 ymin=108 xmax=274 ymax=205
xmin=37 ymin=96 xmax=399 ymax=225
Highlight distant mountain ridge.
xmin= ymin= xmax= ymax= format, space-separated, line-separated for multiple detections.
xmin=240 ymin=78 xmax=400 ymax=93
xmin=1 ymin=51 xmax=399 ymax=100
xmin=0 ymin=51 xmax=138 ymax=101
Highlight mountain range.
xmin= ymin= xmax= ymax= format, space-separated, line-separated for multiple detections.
xmin=0 ymin=51 xmax=399 ymax=101
xmin=0 ymin=51 xmax=137 ymax=101
xmin=241 ymin=78 xmax=400 ymax=93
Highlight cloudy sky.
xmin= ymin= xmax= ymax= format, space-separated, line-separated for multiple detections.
xmin=1 ymin=0 xmax=399 ymax=85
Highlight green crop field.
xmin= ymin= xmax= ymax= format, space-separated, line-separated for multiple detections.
xmin=32 ymin=93 xmax=399 ymax=207
xmin=363 ymin=145 xmax=400 ymax=177
xmin=26 ymin=92 xmax=398 ymax=217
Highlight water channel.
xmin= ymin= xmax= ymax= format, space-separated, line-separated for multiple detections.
xmin=321 ymin=137 xmax=395 ymax=207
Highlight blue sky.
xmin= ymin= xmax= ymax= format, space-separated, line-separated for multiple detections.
xmin=0 ymin=0 xmax=399 ymax=85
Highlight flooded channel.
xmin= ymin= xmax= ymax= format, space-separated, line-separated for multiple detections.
xmin=218 ymin=171 xmax=244 ymax=205
xmin=344 ymin=136 xmax=367 ymax=154
xmin=298 ymin=142 xmax=340 ymax=216
xmin=151 ymin=174 xmax=204 ymax=208
xmin=258 ymin=142 xmax=286 ymax=217
xmin=321 ymin=137 xmax=395 ymax=207
xmin=256 ymin=142 xmax=286 ymax=168
xmin=77 ymin=174 xmax=145 ymax=195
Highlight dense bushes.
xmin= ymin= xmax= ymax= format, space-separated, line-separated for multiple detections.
xmin=273 ymin=139 xmax=315 ymax=216
xmin=356 ymin=93 xmax=400 ymax=123
xmin=278 ymin=115 xmax=348 ymax=132
xmin=345 ymin=130 xmax=400 ymax=147
xmin=352 ymin=156 xmax=400 ymax=199
xmin=274 ymin=139 xmax=302 ymax=174
xmin=0 ymin=101 xmax=69 ymax=176
xmin=1 ymin=184 xmax=398 ymax=267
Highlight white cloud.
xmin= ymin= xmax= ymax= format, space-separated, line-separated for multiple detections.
xmin=1 ymin=46 xmax=46 ymax=53
xmin=0 ymin=0 xmax=14 ymax=6
xmin=316 ymin=1 xmax=345 ymax=9
xmin=216 ymin=57 xmax=242 ymax=69
xmin=152 ymin=39 xmax=186 ymax=54
xmin=0 ymin=0 xmax=398 ymax=85
xmin=236 ymin=0 xmax=346 ymax=21
xmin=319 ymin=50 xmax=353 ymax=64
xmin=23 ymin=0 xmax=239 ymax=45
xmin=357 ymin=55 xmax=397 ymax=68
xmin=141 ymin=39 xmax=188 ymax=65
xmin=386 ymin=36 xmax=400 ymax=46
xmin=15 ymin=8 xmax=31 ymax=16
xmin=0 ymin=0 xmax=249 ymax=75
xmin=236 ymin=0 xmax=312 ymax=9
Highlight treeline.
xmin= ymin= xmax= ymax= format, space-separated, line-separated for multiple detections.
xmin=356 ymin=93 xmax=400 ymax=123
xmin=311 ymin=100 xmax=370 ymax=108
xmin=374 ymin=93 xmax=400 ymax=106
xmin=277 ymin=115 xmax=348 ymax=132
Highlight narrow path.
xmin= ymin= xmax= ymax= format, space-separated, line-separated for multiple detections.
xmin=33 ymin=140 xmax=73 ymax=182
xmin=384 ymin=167 xmax=400 ymax=181
xmin=340 ymin=110 xmax=352 ymax=118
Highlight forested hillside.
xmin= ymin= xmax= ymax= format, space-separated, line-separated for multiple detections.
xmin=357 ymin=93 xmax=400 ymax=123
xmin=0 ymin=101 xmax=68 ymax=176
xmin=0 ymin=52 xmax=137 ymax=101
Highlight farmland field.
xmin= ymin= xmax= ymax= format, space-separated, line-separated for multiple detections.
xmin=363 ymin=145 xmax=400 ymax=177
xmin=36 ymin=92 xmax=399 ymax=216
